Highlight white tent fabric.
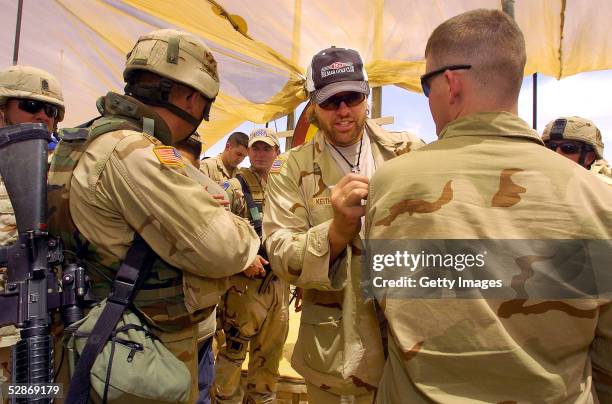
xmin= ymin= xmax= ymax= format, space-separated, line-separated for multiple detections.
xmin=2 ymin=0 xmax=611 ymax=149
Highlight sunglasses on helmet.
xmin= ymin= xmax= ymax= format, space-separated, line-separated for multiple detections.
xmin=17 ymin=99 xmax=59 ymax=119
xmin=318 ymin=92 xmax=366 ymax=111
xmin=420 ymin=64 xmax=472 ymax=97
xmin=545 ymin=141 xmax=588 ymax=155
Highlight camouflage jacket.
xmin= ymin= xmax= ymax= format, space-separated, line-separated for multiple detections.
xmin=0 ymin=174 xmax=16 ymax=247
xmin=48 ymin=92 xmax=259 ymax=330
xmin=366 ymin=112 xmax=612 ymax=403
xmin=200 ymin=154 xmax=237 ymax=184
xmin=591 ymin=159 xmax=612 ymax=186
xmin=263 ymin=119 xmax=423 ymax=394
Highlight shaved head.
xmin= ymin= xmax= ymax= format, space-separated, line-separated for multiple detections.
xmin=425 ymin=9 xmax=526 ymax=103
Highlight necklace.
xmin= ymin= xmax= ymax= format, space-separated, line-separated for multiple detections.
xmin=329 ymin=136 xmax=364 ymax=174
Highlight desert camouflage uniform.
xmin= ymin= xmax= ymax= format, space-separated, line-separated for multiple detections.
xmin=48 ymin=92 xmax=260 ymax=403
xmin=0 ymin=176 xmax=17 ymax=247
xmin=200 ymin=155 xmax=237 ymax=184
xmin=591 ymin=159 xmax=612 ymax=186
xmin=263 ymin=120 xmax=423 ymax=400
xmin=365 ymin=112 xmax=612 ymax=403
xmin=215 ymin=167 xmax=289 ymax=404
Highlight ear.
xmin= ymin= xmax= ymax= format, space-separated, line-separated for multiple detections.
xmin=585 ymin=151 xmax=597 ymax=168
xmin=444 ymin=70 xmax=463 ymax=105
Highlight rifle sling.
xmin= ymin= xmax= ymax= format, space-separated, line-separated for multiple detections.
xmin=66 ymin=234 xmax=157 ymax=404
xmin=236 ymin=174 xmax=262 ymax=237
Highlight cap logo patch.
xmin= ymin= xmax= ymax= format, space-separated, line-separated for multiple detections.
xmin=253 ymin=129 xmax=268 ymax=137
xmin=321 ymin=61 xmax=354 ymax=78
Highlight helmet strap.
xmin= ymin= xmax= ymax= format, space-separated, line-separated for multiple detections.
xmin=125 ymin=78 xmax=212 ymax=129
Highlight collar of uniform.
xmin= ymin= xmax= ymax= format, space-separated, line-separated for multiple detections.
xmin=216 ymin=153 xmax=236 ymax=178
xmin=438 ymin=112 xmax=543 ymax=145
xmin=239 ymin=166 xmax=264 ymax=185
xmin=365 ymin=119 xmax=407 ymax=152
xmin=313 ymin=130 xmax=347 ymax=188
xmin=99 ymin=92 xmax=173 ymax=145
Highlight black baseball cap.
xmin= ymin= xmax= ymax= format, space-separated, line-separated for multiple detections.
xmin=306 ymin=46 xmax=369 ymax=104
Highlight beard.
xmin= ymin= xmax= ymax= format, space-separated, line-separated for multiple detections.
xmin=312 ymin=110 xmax=367 ymax=147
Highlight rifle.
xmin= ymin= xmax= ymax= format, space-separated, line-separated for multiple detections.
xmin=0 ymin=124 xmax=93 ymax=403
xmin=0 ymin=123 xmax=58 ymax=402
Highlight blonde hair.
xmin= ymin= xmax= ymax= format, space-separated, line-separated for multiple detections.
xmin=425 ymin=9 xmax=526 ymax=100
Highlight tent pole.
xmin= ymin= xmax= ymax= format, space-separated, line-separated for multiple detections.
xmin=13 ymin=0 xmax=24 ymax=65
xmin=285 ymin=111 xmax=295 ymax=150
xmin=371 ymin=87 xmax=382 ymax=119
xmin=532 ymin=73 xmax=538 ymax=130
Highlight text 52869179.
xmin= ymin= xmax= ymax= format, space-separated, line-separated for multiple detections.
xmin=1 ymin=383 xmax=63 ymax=399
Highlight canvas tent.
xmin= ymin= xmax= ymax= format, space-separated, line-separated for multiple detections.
xmin=1 ymin=0 xmax=611 ymax=150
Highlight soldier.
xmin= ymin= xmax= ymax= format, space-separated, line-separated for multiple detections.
xmin=263 ymin=46 xmax=423 ymax=403
xmin=200 ymin=131 xmax=248 ymax=183
xmin=542 ymin=116 xmax=612 ymax=185
xmin=0 ymin=65 xmax=65 ymax=388
xmin=47 ymin=29 xmax=262 ymax=403
xmin=214 ymin=128 xmax=288 ymax=404
xmin=365 ymin=9 xmax=612 ymax=403
xmin=177 ymin=132 xmax=203 ymax=169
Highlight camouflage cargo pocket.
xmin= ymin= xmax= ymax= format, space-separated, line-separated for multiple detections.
xmin=297 ymin=299 xmax=344 ymax=378
xmin=65 ymin=300 xmax=191 ymax=403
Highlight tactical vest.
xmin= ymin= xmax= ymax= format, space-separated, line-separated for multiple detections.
xmin=48 ymin=95 xmax=189 ymax=329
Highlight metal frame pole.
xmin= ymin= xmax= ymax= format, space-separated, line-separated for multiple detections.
xmin=13 ymin=0 xmax=24 ymax=65
xmin=532 ymin=73 xmax=538 ymax=129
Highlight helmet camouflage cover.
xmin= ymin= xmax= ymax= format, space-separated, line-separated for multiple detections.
xmin=0 ymin=65 xmax=65 ymax=122
xmin=542 ymin=116 xmax=604 ymax=159
xmin=124 ymin=28 xmax=219 ymax=100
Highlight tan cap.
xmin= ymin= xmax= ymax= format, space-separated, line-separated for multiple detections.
xmin=0 ymin=65 xmax=65 ymax=121
xmin=542 ymin=116 xmax=604 ymax=159
xmin=248 ymin=128 xmax=279 ymax=147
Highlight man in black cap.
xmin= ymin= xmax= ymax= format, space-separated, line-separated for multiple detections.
xmin=263 ymin=46 xmax=422 ymax=403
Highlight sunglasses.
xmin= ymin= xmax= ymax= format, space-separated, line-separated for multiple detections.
xmin=318 ymin=92 xmax=366 ymax=111
xmin=17 ymin=99 xmax=59 ymax=119
xmin=545 ymin=141 xmax=585 ymax=155
xmin=420 ymin=64 xmax=472 ymax=97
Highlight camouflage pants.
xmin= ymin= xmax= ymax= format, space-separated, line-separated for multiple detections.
xmin=214 ymin=276 xmax=289 ymax=404
xmin=305 ymin=382 xmax=374 ymax=404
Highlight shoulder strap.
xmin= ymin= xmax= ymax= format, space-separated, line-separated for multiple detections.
xmin=238 ymin=169 xmax=264 ymax=204
xmin=236 ymin=174 xmax=262 ymax=237
xmin=66 ymin=234 xmax=157 ymax=404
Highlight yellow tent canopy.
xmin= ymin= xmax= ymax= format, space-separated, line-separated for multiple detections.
xmin=1 ymin=0 xmax=610 ymax=149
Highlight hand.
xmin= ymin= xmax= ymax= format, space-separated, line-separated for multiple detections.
xmin=243 ymin=254 xmax=268 ymax=278
xmin=329 ymin=173 xmax=369 ymax=245
xmin=210 ymin=193 xmax=230 ymax=208
xmin=293 ymin=287 xmax=303 ymax=312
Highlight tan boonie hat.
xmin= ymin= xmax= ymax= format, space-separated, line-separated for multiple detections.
xmin=542 ymin=116 xmax=604 ymax=159
xmin=0 ymin=65 xmax=65 ymax=121
xmin=248 ymin=128 xmax=279 ymax=148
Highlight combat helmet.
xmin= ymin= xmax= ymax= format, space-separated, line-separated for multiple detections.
xmin=542 ymin=116 xmax=604 ymax=160
xmin=0 ymin=65 xmax=65 ymax=122
xmin=123 ymin=29 xmax=219 ymax=124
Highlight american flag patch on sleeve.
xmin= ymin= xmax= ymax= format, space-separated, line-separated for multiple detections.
xmin=270 ymin=156 xmax=285 ymax=174
xmin=153 ymin=146 xmax=185 ymax=168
